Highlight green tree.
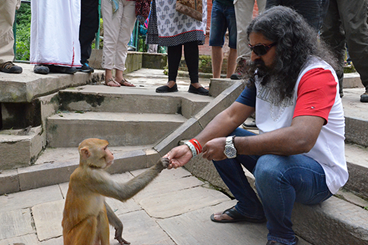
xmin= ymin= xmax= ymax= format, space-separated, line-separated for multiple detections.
xmin=15 ymin=2 xmax=31 ymax=61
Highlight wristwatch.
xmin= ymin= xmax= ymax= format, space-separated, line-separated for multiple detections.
xmin=224 ymin=136 xmax=237 ymax=159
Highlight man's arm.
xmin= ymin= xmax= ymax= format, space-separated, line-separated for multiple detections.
xmin=196 ymin=102 xmax=254 ymax=146
xmin=167 ymin=102 xmax=254 ymax=168
xmin=235 ymin=115 xmax=325 ymax=156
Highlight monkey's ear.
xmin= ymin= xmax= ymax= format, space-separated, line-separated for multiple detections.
xmin=80 ymin=147 xmax=91 ymax=159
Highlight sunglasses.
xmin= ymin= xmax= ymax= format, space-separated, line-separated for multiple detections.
xmin=248 ymin=42 xmax=277 ymax=56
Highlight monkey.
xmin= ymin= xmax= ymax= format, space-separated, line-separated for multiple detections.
xmin=62 ymin=138 xmax=169 ymax=245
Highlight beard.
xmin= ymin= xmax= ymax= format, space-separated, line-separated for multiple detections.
xmin=247 ymin=59 xmax=274 ymax=79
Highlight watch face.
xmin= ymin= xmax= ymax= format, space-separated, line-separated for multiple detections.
xmin=224 ymin=145 xmax=237 ymax=158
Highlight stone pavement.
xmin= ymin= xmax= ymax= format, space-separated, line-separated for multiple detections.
xmin=0 ymin=165 xmax=311 ymax=245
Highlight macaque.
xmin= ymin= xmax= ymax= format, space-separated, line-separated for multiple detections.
xmin=62 ymin=138 xmax=169 ymax=245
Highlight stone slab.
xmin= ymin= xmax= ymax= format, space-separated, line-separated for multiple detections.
xmin=139 ymin=186 xmax=230 ymax=219
xmin=40 ymin=236 xmax=63 ymax=245
xmin=345 ymin=143 xmax=368 ymax=199
xmin=0 ymin=209 xmax=34 ymax=240
xmin=0 ymin=185 xmax=63 ymax=212
xmin=18 ymin=160 xmax=78 ymax=192
xmin=0 ymin=234 xmax=40 ymax=245
xmin=32 ymin=200 xmax=64 ymax=241
xmin=292 ymin=196 xmax=368 ymax=245
xmin=132 ymin=173 xmax=204 ymax=203
xmin=0 ymin=64 xmax=104 ymax=103
xmin=158 ymin=200 xmax=312 ymax=245
xmin=343 ymin=72 xmax=364 ymax=88
xmin=0 ymin=169 xmax=19 ymax=195
xmin=46 ymin=111 xmax=186 ymax=147
xmin=112 ymin=210 xmax=175 ymax=245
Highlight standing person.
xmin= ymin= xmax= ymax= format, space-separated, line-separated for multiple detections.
xmin=78 ymin=0 xmax=100 ymax=73
xmin=30 ymin=0 xmax=81 ymax=75
xmin=321 ymin=0 xmax=368 ymax=102
xmin=210 ymin=0 xmax=237 ymax=78
xmin=266 ymin=0 xmax=329 ymax=32
xmin=165 ymin=6 xmax=348 ymax=245
xmin=147 ymin=0 xmax=209 ymax=96
xmin=0 ymin=0 xmax=23 ymax=74
xmin=101 ymin=0 xmax=136 ymax=87
xmin=231 ymin=0 xmax=266 ymax=80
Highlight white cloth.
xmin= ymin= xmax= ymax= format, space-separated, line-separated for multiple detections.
xmin=234 ymin=0 xmax=266 ymax=62
xmin=255 ymin=56 xmax=348 ymax=194
xmin=30 ymin=0 xmax=81 ymax=67
xmin=101 ymin=0 xmax=136 ymax=71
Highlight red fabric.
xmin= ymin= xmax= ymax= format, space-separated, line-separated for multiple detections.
xmin=293 ymin=68 xmax=337 ymax=124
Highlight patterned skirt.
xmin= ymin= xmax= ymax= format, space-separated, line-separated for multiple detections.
xmin=146 ymin=0 xmax=207 ymax=46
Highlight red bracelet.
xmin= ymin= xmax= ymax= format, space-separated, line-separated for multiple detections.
xmin=189 ymin=138 xmax=202 ymax=154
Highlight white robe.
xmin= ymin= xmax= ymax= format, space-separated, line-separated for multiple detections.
xmin=30 ymin=0 xmax=81 ymax=67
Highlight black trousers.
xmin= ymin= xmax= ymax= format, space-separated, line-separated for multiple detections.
xmin=168 ymin=41 xmax=199 ymax=84
xmin=79 ymin=0 xmax=100 ymax=64
xmin=321 ymin=0 xmax=368 ymax=93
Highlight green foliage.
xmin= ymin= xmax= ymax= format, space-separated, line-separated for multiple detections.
xmin=15 ymin=3 xmax=31 ymax=61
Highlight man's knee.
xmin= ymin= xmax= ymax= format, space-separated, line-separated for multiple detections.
xmin=254 ymin=155 xmax=285 ymax=185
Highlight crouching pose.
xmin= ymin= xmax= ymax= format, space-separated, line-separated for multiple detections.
xmin=62 ymin=138 xmax=169 ymax=245
xmin=164 ymin=6 xmax=348 ymax=245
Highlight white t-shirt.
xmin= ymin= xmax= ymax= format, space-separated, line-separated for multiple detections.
xmin=254 ymin=56 xmax=348 ymax=194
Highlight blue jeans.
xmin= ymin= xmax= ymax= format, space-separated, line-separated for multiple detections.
xmin=213 ymin=128 xmax=332 ymax=245
xmin=209 ymin=0 xmax=237 ymax=49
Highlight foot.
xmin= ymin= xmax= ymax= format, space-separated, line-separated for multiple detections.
xmin=78 ymin=63 xmax=94 ymax=73
xmin=118 ymin=78 xmax=135 ymax=87
xmin=156 ymin=83 xmax=178 ymax=93
xmin=0 ymin=61 xmax=22 ymax=74
xmin=34 ymin=65 xmax=49 ymax=74
xmin=360 ymin=91 xmax=368 ymax=102
xmin=105 ymin=78 xmax=121 ymax=87
xmin=210 ymin=206 xmax=266 ymax=223
xmin=48 ymin=65 xmax=77 ymax=74
xmin=231 ymin=58 xmax=249 ymax=80
xmin=188 ymin=84 xmax=209 ymax=96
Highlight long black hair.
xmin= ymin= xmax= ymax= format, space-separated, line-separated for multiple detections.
xmin=246 ymin=6 xmax=338 ymax=103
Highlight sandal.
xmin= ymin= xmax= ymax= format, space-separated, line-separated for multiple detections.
xmin=210 ymin=206 xmax=266 ymax=223
xmin=105 ymin=78 xmax=121 ymax=87
xmin=119 ymin=78 xmax=135 ymax=87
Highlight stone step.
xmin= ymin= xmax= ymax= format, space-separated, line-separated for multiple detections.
xmin=342 ymin=88 xmax=368 ymax=147
xmin=46 ymin=111 xmax=187 ymax=148
xmin=58 ymin=84 xmax=212 ymax=118
xmin=345 ymin=143 xmax=368 ymax=199
xmin=0 ymin=126 xmax=44 ymax=169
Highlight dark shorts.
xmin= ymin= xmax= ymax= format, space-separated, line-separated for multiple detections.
xmin=209 ymin=0 xmax=237 ymax=49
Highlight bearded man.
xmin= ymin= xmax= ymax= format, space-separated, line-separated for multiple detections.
xmin=164 ymin=6 xmax=348 ymax=245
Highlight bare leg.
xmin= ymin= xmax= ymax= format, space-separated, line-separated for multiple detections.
xmin=211 ymin=46 xmax=223 ymax=78
xmin=227 ymin=48 xmax=237 ymax=78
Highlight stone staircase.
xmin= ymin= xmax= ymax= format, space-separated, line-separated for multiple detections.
xmin=0 ymin=62 xmax=368 ymax=244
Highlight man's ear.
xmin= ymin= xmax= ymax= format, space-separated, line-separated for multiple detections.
xmin=80 ymin=147 xmax=91 ymax=159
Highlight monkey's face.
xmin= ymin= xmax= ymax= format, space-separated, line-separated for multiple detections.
xmin=78 ymin=138 xmax=114 ymax=169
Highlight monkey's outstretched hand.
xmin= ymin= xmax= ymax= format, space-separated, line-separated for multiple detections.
xmin=160 ymin=157 xmax=170 ymax=168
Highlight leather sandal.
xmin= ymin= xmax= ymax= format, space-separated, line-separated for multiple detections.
xmin=119 ymin=78 xmax=135 ymax=87
xmin=105 ymin=78 xmax=121 ymax=87
xmin=210 ymin=206 xmax=266 ymax=223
